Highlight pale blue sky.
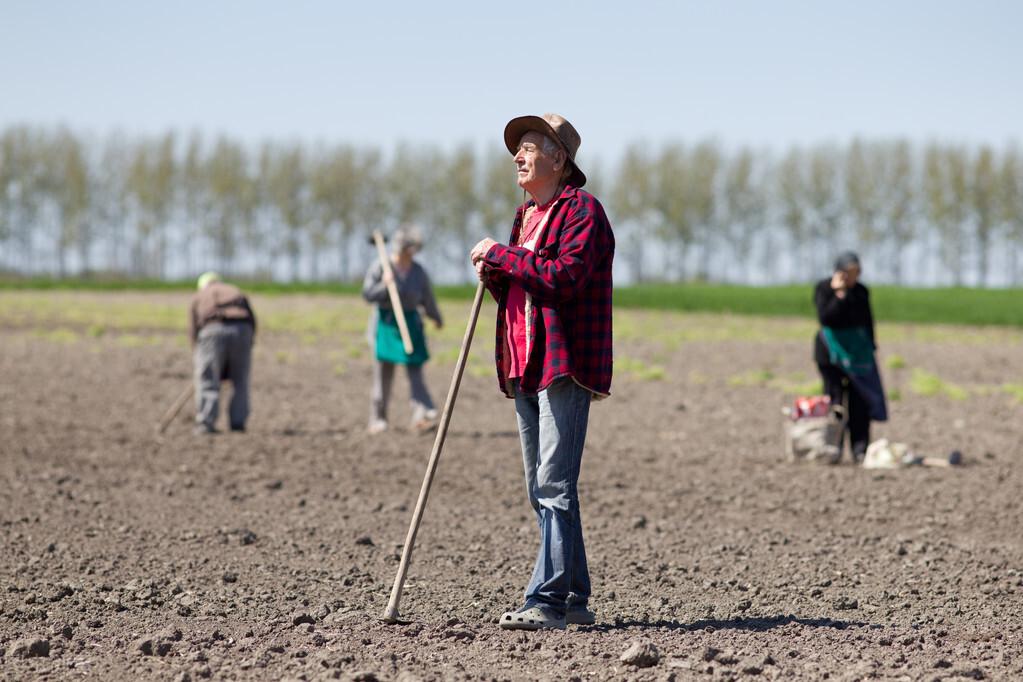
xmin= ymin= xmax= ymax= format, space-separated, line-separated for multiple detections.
xmin=2 ymin=0 xmax=1020 ymax=161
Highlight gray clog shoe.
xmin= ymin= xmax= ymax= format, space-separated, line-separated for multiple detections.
xmin=499 ymin=605 xmax=566 ymax=630
xmin=566 ymin=605 xmax=596 ymax=625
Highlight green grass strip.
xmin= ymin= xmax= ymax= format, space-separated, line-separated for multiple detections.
xmin=3 ymin=277 xmax=1023 ymax=328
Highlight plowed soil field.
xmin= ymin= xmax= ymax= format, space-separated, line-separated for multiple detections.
xmin=1 ymin=291 xmax=1021 ymax=681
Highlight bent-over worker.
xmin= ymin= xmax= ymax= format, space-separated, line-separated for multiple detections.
xmin=189 ymin=272 xmax=257 ymax=435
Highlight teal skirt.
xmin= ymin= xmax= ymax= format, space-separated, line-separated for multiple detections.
xmin=375 ymin=309 xmax=429 ymax=365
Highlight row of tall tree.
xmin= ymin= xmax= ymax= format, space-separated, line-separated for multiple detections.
xmin=1 ymin=126 xmax=1021 ymax=285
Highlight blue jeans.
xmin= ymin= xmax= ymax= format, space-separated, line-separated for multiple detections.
xmin=513 ymin=377 xmax=592 ymax=616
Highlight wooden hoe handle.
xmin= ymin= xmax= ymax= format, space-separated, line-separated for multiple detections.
xmin=157 ymin=382 xmax=195 ymax=434
xmin=382 ymin=281 xmax=486 ymax=623
xmin=373 ymin=230 xmax=414 ymax=355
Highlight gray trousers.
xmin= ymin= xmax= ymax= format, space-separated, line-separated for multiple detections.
xmin=371 ymin=361 xmax=436 ymax=424
xmin=194 ymin=322 xmax=253 ymax=430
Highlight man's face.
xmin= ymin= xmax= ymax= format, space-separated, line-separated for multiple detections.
xmin=514 ymin=132 xmax=563 ymax=192
xmin=842 ymin=264 xmax=861 ymax=287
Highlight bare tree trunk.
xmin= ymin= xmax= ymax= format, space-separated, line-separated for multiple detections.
xmin=630 ymin=235 xmax=644 ymax=284
xmin=107 ymin=222 xmax=121 ymax=274
xmin=78 ymin=227 xmax=91 ymax=275
xmin=801 ymin=239 xmax=813 ymax=282
xmin=696 ymin=233 xmax=711 ymax=282
xmin=462 ymin=235 xmax=474 ymax=285
xmin=56 ymin=228 xmax=68 ymax=277
xmin=22 ymin=231 xmax=34 ymax=274
xmin=746 ymin=225 xmax=762 ymax=284
xmin=157 ymin=230 xmax=166 ymax=279
xmin=676 ymin=242 xmax=688 ymax=282
xmin=132 ymin=237 xmax=144 ymax=277
xmin=977 ymin=235 xmax=989 ymax=287
xmin=339 ymin=232 xmax=350 ymax=283
xmin=759 ymin=231 xmax=774 ymax=284
xmin=265 ymin=231 xmax=276 ymax=280
xmin=891 ymin=242 xmax=903 ymax=286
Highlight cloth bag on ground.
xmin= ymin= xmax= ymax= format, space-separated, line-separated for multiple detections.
xmin=784 ymin=395 xmax=846 ymax=465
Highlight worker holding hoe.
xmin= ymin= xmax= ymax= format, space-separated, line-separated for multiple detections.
xmin=362 ymin=226 xmax=444 ymax=435
xmin=470 ymin=113 xmax=615 ymax=630
xmin=189 ymin=272 xmax=257 ymax=435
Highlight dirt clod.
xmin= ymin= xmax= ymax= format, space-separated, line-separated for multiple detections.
xmin=10 ymin=638 xmax=50 ymax=658
xmin=344 ymin=672 xmax=380 ymax=682
xmin=741 ymin=660 xmax=763 ymax=675
xmin=833 ymin=596 xmax=859 ymax=610
xmin=292 ymin=613 xmax=315 ymax=626
xmin=716 ymin=652 xmax=740 ymax=666
xmin=51 ymin=623 xmax=74 ymax=640
xmin=620 ymin=640 xmax=660 ymax=668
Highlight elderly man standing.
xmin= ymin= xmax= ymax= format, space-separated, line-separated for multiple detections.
xmin=470 ymin=113 xmax=614 ymax=630
xmin=189 ymin=272 xmax=257 ymax=435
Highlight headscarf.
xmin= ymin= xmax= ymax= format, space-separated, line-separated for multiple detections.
xmin=834 ymin=251 xmax=861 ymax=272
xmin=392 ymin=226 xmax=423 ymax=254
xmin=197 ymin=271 xmax=221 ymax=291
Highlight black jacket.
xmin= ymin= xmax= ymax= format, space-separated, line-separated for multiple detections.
xmin=813 ymin=279 xmax=876 ymax=366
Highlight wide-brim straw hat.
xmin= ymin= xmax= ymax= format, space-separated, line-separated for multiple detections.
xmin=503 ymin=113 xmax=587 ymax=188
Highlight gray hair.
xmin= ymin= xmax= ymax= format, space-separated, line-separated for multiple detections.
xmin=537 ymin=135 xmax=574 ymax=182
xmin=392 ymin=225 xmax=423 ymax=253
xmin=539 ymin=135 xmax=562 ymax=156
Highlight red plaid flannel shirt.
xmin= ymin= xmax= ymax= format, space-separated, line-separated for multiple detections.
xmin=482 ymin=184 xmax=614 ymax=398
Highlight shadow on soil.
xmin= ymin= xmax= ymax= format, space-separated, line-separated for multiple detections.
xmin=591 ymin=615 xmax=871 ymax=633
xmin=449 ymin=430 xmax=521 ymax=439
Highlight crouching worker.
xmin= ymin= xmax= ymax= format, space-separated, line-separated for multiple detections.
xmin=189 ymin=272 xmax=257 ymax=435
xmin=362 ymin=226 xmax=443 ymax=435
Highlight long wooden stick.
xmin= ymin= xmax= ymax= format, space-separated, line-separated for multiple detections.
xmin=382 ymin=281 xmax=486 ymax=623
xmin=157 ymin=382 xmax=195 ymax=434
xmin=372 ymin=230 xmax=414 ymax=355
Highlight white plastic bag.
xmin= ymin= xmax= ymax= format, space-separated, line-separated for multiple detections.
xmin=862 ymin=438 xmax=912 ymax=469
